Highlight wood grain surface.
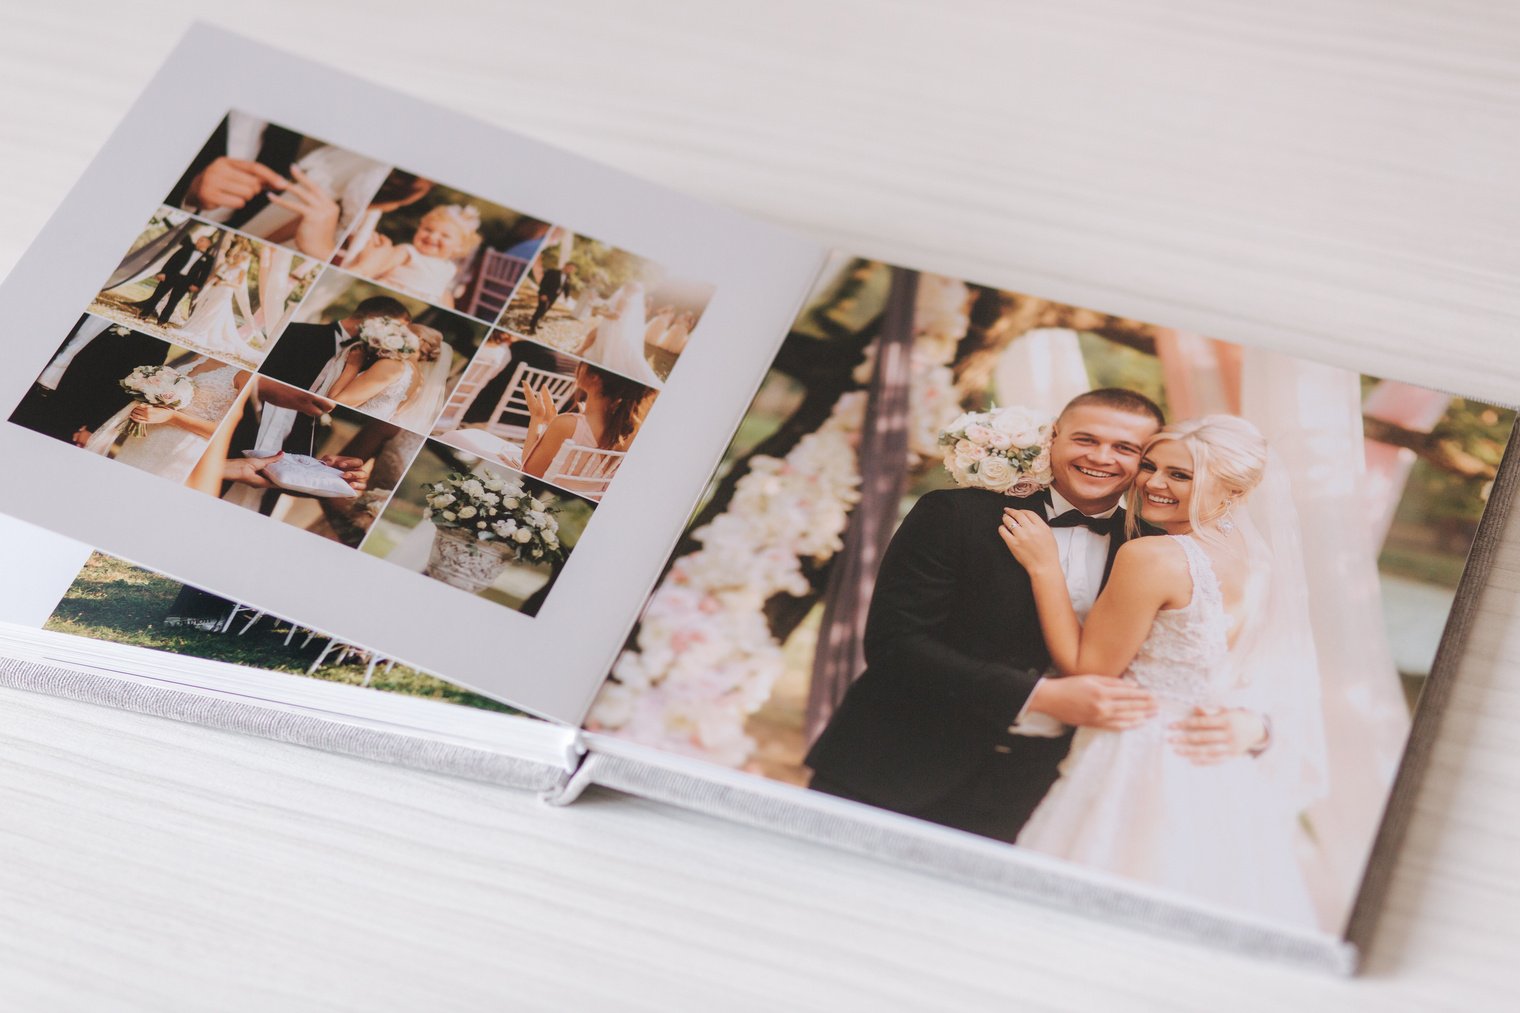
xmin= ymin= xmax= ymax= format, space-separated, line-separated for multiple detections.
xmin=2 ymin=1 xmax=1518 ymax=1008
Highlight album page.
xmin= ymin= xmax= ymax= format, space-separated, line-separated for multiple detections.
xmin=582 ymin=253 xmax=1518 ymax=949
xmin=0 ymin=26 xmax=828 ymax=725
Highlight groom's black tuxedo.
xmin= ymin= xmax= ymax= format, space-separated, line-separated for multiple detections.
xmin=133 ymin=239 xmax=215 ymax=324
xmin=236 ymin=320 xmax=344 ymax=464
xmin=166 ymin=116 xmax=303 ymax=229
xmin=805 ymin=486 xmax=1130 ymax=842
xmin=10 ymin=324 xmax=168 ymax=442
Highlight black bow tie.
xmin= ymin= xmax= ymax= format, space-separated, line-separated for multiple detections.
xmin=1047 ymin=508 xmax=1117 ymax=536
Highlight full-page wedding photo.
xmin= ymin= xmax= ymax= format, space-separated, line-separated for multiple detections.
xmin=165 ymin=111 xmax=394 ymax=262
xmin=362 ymin=438 xmax=595 ymax=616
xmin=330 ymin=169 xmax=552 ymax=322
xmin=432 ymin=330 xmax=659 ymax=502
xmin=498 ymin=227 xmax=714 ymax=387
xmin=587 ymin=257 xmax=1516 ymax=935
xmin=10 ymin=314 xmax=254 ymax=484
xmin=88 ymin=207 xmax=317 ymax=370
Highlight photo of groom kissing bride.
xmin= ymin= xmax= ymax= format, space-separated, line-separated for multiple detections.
xmin=591 ymin=260 xmax=1515 ymax=935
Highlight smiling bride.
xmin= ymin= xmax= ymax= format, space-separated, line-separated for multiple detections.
xmin=998 ymin=414 xmax=1326 ymax=925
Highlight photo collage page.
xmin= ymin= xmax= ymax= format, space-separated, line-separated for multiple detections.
xmin=7 ymin=111 xmax=715 ymax=617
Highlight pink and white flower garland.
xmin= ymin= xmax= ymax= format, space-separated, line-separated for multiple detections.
xmin=590 ymin=273 xmax=970 ymax=767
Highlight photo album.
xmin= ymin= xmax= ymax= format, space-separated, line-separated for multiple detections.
xmin=1 ymin=25 xmax=1513 ymax=973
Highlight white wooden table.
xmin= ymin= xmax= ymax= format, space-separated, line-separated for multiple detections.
xmin=3 ymin=1 xmax=1518 ymax=1007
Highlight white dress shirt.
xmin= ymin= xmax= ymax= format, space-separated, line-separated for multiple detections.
xmin=1008 ymin=488 xmax=1120 ymax=736
xmin=1045 ymin=487 xmax=1117 ymax=622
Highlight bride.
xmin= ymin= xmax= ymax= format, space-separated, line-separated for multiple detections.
xmin=575 ymin=281 xmax=663 ymax=388
xmin=86 ymin=356 xmax=249 ymax=483
xmin=998 ymin=415 xmax=1326 ymax=926
xmin=175 ymin=242 xmax=261 ymax=360
xmin=325 ymin=323 xmax=426 ymax=423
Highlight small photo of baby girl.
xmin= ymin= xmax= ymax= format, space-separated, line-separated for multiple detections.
xmin=335 ymin=172 xmax=550 ymax=323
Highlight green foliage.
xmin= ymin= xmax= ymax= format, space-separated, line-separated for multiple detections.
xmin=1073 ymin=331 xmax=1169 ymax=417
xmin=543 ymin=236 xmax=661 ymax=301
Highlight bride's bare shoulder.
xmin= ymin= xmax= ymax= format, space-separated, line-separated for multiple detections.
xmin=1113 ymin=535 xmax=1189 ymax=574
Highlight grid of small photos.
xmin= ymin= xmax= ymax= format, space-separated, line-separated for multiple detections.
xmin=8 ymin=111 xmax=716 ymax=616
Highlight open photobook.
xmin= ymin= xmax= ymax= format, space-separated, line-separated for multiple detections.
xmin=0 ymin=25 xmax=1513 ymax=974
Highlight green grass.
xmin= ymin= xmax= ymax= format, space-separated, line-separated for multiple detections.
xmin=45 ymin=554 xmax=518 ymax=714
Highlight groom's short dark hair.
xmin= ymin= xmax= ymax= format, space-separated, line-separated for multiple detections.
xmin=351 ymin=296 xmax=412 ymax=323
xmin=1059 ymin=388 xmax=1165 ymax=427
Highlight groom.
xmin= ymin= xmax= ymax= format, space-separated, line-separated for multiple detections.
xmin=806 ymin=388 xmax=1268 ymax=842
xmin=129 ymin=233 xmax=215 ymax=326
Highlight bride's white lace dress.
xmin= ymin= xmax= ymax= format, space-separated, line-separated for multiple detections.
xmin=1016 ymin=534 xmax=1317 ymax=926
xmin=107 ymin=361 xmax=244 ymax=482
xmin=586 ymin=283 xmax=662 ymax=388
xmin=176 ymin=263 xmax=255 ymax=360
xmin=344 ymin=360 xmax=415 ymax=422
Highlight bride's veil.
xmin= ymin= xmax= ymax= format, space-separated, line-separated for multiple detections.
xmin=393 ymin=343 xmax=454 ymax=432
xmin=1229 ymin=448 xmax=1330 ymax=812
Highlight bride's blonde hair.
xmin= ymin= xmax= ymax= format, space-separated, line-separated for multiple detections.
xmin=1125 ymin=414 xmax=1268 ymax=545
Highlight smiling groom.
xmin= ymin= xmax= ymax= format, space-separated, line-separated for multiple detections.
xmin=805 ymin=388 xmax=1268 ymax=843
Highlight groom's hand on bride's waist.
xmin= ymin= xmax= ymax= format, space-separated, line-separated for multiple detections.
xmin=1026 ymin=676 xmax=1157 ymax=731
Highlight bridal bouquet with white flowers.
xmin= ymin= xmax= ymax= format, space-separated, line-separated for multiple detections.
xmin=358 ymin=317 xmax=417 ymax=359
xmin=423 ymin=471 xmax=565 ymax=565
xmin=938 ymin=405 xmax=1054 ymax=496
xmin=117 ymin=364 xmax=196 ymax=439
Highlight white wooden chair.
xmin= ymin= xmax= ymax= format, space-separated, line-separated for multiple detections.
xmin=481 ymin=362 xmax=578 ymax=442
xmin=433 ymin=359 xmax=500 ymax=433
xmin=218 ymin=604 xmax=264 ymax=635
xmin=307 ymin=640 xmax=396 ymax=687
xmin=544 ymin=444 xmax=625 ymax=501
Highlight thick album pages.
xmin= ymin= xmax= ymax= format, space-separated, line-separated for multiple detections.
xmin=0 ymin=516 xmax=576 ymax=792
xmin=0 ymin=25 xmax=826 ymax=725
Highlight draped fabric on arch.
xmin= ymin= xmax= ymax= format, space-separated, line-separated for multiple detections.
xmin=991 ymin=327 xmax=1091 ymax=420
xmin=803 ymin=267 xmax=918 ymax=744
xmin=256 ymin=245 xmax=295 ymax=335
xmin=1238 ymin=352 xmax=1411 ymax=929
xmin=104 ymin=216 xmax=200 ymax=291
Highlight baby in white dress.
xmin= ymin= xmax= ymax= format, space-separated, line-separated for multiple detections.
xmin=344 ymin=203 xmax=482 ymax=307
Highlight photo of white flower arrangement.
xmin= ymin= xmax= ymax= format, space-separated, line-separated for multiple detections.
xmin=361 ymin=438 xmax=594 ymax=615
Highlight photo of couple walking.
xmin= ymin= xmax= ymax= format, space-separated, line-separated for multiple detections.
xmin=88 ymin=208 xmax=315 ymax=370
xmin=500 ymin=227 xmax=713 ymax=387
xmin=591 ymin=259 xmax=1514 ymax=933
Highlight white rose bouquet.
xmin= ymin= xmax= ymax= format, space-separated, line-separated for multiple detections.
xmin=938 ymin=405 xmax=1053 ymax=496
xmin=358 ymin=317 xmax=417 ymax=360
xmin=423 ymin=471 xmax=565 ymax=565
xmin=117 ymin=364 xmax=196 ymax=439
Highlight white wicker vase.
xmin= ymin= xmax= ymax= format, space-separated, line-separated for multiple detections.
xmin=424 ymin=524 xmax=514 ymax=593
